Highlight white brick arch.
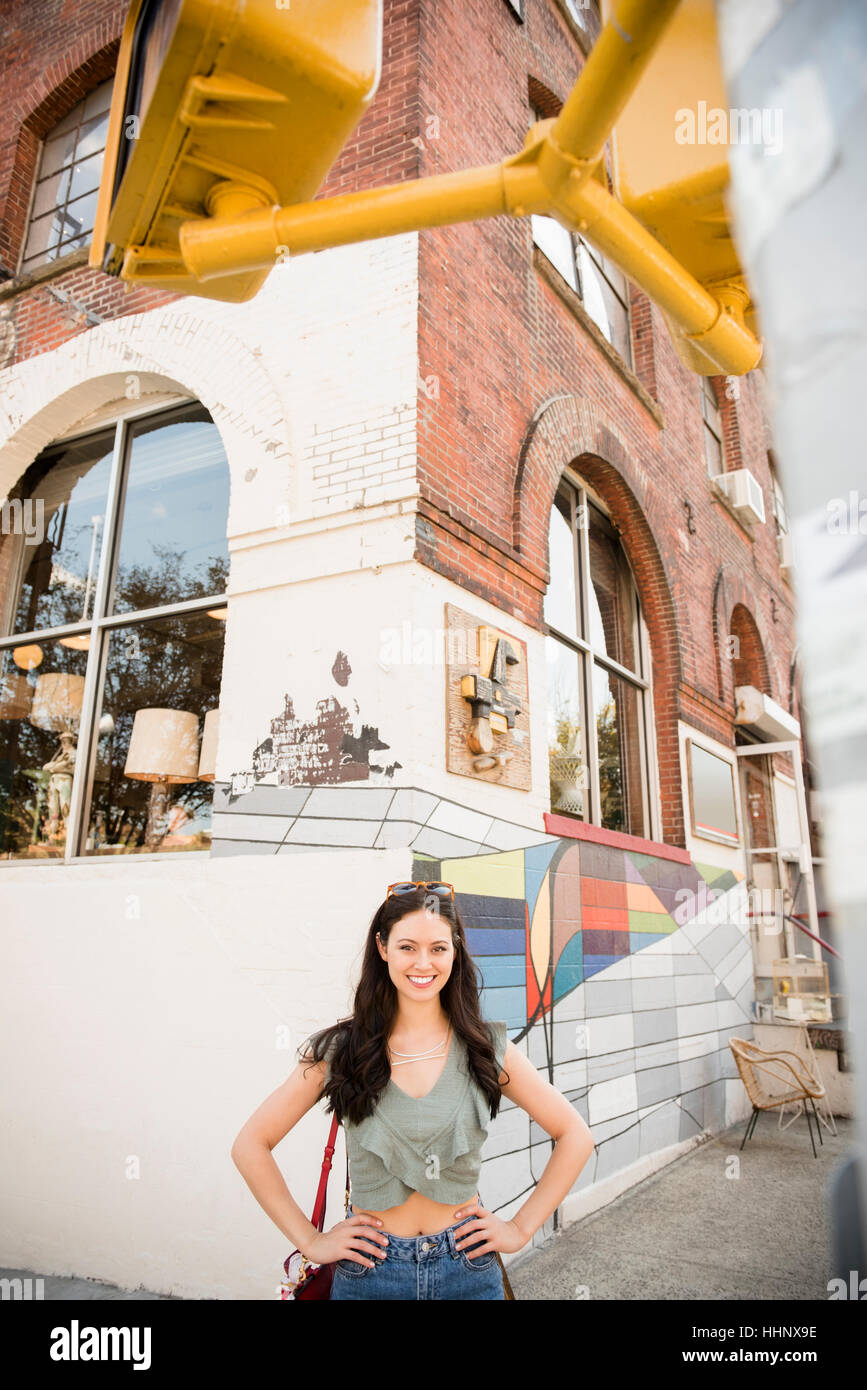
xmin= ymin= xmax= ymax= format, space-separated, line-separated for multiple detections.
xmin=0 ymin=307 xmax=295 ymax=540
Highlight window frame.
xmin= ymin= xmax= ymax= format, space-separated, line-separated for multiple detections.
xmin=768 ymin=453 xmax=788 ymax=535
xmin=700 ymin=375 xmax=724 ymax=478
xmin=685 ymin=736 xmax=742 ymax=847
xmin=529 ymin=103 xmax=633 ymax=369
xmin=0 ymin=396 xmax=229 ymax=865
xmin=17 ymin=79 xmax=114 ymax=277
xmin=544 ymin=473 xmax=660 ymax=839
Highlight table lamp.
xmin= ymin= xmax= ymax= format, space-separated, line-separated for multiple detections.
xmin=197 ymin=708 xmax=219 ymax=782
xmin=123 ymin=708 xmax=200 ymax=851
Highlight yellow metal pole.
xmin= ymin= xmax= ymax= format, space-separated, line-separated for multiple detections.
xmin=557 ymin=177 xmax=761 ymax=372
xmin=180 ymin=161 xmax=547 ymax=277
xmin=551 ymin=0 xmax=681 ymax=166
xmin=175 ymin=0 xmax=761 ymax=373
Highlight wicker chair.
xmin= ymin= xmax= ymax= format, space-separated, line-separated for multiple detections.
xmin=728 ymin=1037 xmax=827 ymax=1158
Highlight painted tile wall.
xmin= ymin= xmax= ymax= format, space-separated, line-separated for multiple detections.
xmin=407 ymin=839 xmax=751 ymax=1245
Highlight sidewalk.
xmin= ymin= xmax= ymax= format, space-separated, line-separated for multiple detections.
xmin=508 ymin=1114 xmax=849 ymax=1301
xmin=1 ymin=1113 xmax=849 ymax=1300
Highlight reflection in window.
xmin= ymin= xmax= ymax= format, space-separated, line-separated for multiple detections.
xmin=85 ymin=609 xmax=226 ymax=855
xmin=546 ymin=637 xmax=586 ymax=816
xmin=112 ymin=408 xmax=230 ymax=613
xmin=593 ymin=663 xmax=645 ymax=836
xmin=0 ymin=401 xmax=229 ymax=860
xmin=0 ymin=639 xmax=88 ymax=857
xmin=587 ymin=504 xmax=639 ymax=672
xmin=7 ymin=431 xmax=114 ymax=636
xmin=543 ymin=489 xmax=579 ymax=641
xmin=21 ymin=80 xmax=113 ymax=272
xmin=688 ymin=740 xmax=739 ymax=845
xmin=545 ymin=478 xmax=654 ymax=836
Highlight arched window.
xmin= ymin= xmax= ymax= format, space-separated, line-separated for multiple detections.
xmin=0 ymin=399 xmax=229 ymax=860
xmin=20 ymin=79 xmax=114 ymax=273
xmin=544 ymin=475 xmax=655 ymax=837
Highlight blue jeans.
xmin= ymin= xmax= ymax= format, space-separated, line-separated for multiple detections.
xmin=329 ymin=1213 xmax=506 ymax=1300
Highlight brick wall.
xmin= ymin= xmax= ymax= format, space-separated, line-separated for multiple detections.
xmin=411 ymin=0 xmax=798 ymax=846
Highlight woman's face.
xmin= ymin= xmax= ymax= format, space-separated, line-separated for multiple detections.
xmin=376 ymin=906 xmax=456 ymax=1003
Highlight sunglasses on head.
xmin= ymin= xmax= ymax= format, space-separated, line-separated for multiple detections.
xmin=386 ymin=881 xmax=455 ymax=901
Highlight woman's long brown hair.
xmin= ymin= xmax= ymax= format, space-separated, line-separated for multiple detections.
xmin=299 ymin=886 xmax=509 ymax=1126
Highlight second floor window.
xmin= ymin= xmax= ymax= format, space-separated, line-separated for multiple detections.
xmin=769 ymin=453 xmax=788 ymax=535
xmin=20 ymin=79 xmax=113 ymax=274
xmin=700 ymin=376 xmax=724 ymax=477
xmin=529 ymin=106 xmax=632 ymax=368
xmin=545 ymin=478 xmax=655 ymax=838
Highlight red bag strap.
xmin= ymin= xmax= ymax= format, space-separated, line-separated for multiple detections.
xmin=310 ymin=1112 xmax=350 ymax=1231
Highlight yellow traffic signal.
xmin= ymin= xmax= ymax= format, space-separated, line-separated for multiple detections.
xmin=600 ymin=0 xmax=758 ymax=373
xmin=88 ymin=0 xmax=760 ymax=374
xmin=90 ymin=0 xmax=383 ymax=302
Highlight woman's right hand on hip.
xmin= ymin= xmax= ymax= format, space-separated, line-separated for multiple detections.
xmin=305 ymin=1214 xmax=390 ymax=1268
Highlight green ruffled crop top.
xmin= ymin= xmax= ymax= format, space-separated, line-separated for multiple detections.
xmin=323 ymin=1021 xmax=509 ymax=1210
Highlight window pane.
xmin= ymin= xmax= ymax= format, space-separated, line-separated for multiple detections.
xmin=772 ymin=473 xmax=788 ymax=532
xmin=111 ymin=411 xmax=230 ymax=614
xmin=704 ymin=425 xmax=723 ymax=477
xmin=32 ymin=166 xmax=75 ymax=218
xmin=0 ymin=639 xmax=89 ymax=858
xmin=23 ymin=82 xmax=112 ymax=272
xmin=689 ymin=742 xmax=738 ymax=843
xmin=546 ymin=637 xmax=587 ymax=818
xmin=83 ymin=81 xmax=113 ymax=121
xmin=22 ymin=208 xmax=64 ymax=263
xmin=587 ymin=504 xmax=639 ymax=673
xmin=701 ymin=377 xmax=721 ymax=433
xmin=7 ymin=431 xmax=114 ymax=636
xmin=532 ymin=213 xmax=579 ymax=291
xmin=593 ymin=663 xmax=646 ymax=836
xmin=76 ymin=110 xmax=111 ymax=162
xmin=543 ymin=490 xmax=579 ymax=639
xmin=40 ymin=127 xmax=79 ymax=178
xmin=67 ymin=149 xmax=104 ymax=202
xmin=55 ymin=188 xmax=99 ymax=248
xmin=565 ymin=0 xmax=598 ymax=33
xmin=84 ymin=608 xmax=227 ymax=855
xmin=578 ymin=243 xmax=631 ymax=364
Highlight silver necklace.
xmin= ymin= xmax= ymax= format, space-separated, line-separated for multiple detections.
xmin=388 ymin=1025 xmax=450 ymax=1066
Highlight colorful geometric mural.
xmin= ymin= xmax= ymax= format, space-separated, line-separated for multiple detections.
xmin=412 ymin=839 xmax=745 ymax=1041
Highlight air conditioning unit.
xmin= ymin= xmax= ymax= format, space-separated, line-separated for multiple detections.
xmin=712 ymin=468 xmax=766 ymax=525
xmin=777 ymin=531 xmax=793 ymax=573
xmin=734 ymin=685 xmax=801 ymax=740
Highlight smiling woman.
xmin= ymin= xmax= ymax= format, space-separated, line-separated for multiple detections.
xmin=229 ymin=882 xmax=595 ymax=1301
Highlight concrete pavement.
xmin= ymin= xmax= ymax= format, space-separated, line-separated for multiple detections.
xmin=508 ymin=1114 xmax=849 ymax=1300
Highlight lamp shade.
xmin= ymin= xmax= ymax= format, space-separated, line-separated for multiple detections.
xmin=197 ymin=708 xmax=219 ymax=782
xmin=123 ymin=708 xmax=200 ymax=783
xmin=29 ymin=673 xmax=86 ymax=731
xmin=0 ymin=670 xmax=34 ymax=720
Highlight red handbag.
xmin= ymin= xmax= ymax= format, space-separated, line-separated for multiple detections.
xmin=279 ymin=1113 xmax=349 ymax=1300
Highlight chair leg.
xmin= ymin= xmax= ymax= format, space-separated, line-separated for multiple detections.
xmin=803 ymin=1100 xmax=817 ymax=1158
xmin=809 ymin=1096 xmax=824 ymax=1147
xmin=740 ymin=1106 xmax=760 ymax=1149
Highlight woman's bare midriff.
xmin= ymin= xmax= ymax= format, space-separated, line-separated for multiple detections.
xmin=351 ymin=1188 xmax=480 ymax=1237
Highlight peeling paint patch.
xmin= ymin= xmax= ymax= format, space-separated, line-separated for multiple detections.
xmin=229 ymin=652 xmax=398 ymax=794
